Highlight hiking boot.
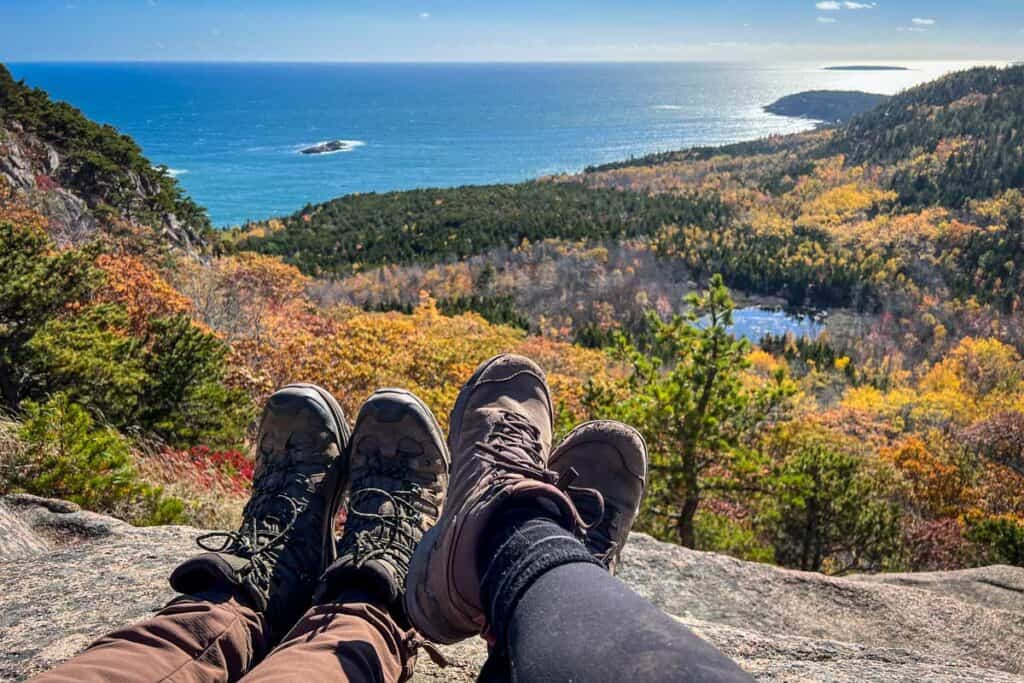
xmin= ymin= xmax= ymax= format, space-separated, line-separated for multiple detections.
xmin=404 ymin=354 xmax=584 ymax=644
xmin=170 ymin=384 xmax=350 ymax=636
xmin=316 ymin=389 xmax=449 ymax=610
xmin=550 ymin=421 xmax=647 ymax=573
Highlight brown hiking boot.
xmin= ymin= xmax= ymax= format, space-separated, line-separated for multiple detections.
xmin=404 ymin=354 xmax=584 ymax=644
xmin=170 ymin=384 xmax=350 ymax=637
xmin=550 ymin=421 xmax=647 ymax=573
xmin=317 ymin=389 xmax=449 ymax=610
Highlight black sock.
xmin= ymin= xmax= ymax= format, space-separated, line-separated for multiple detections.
xmin=478 ymin=503 xmax=601 ymax=649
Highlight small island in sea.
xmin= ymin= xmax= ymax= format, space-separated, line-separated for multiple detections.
xmin=764 ymin=90 xmax=889 ymax=124
xmin=825 ymin=65 xmax=909 ymax=71
xmin=300 ymin=140 xmax=358 ymax=155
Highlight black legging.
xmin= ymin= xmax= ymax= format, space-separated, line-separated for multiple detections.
xmin=478 ymin=513 xmax=753 ymax=683
xmin=502 ymin=561 xmax=751 ymax=682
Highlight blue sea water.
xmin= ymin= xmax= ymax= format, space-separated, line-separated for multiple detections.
xmin=8 ymin=61 xmax=977 ymax=226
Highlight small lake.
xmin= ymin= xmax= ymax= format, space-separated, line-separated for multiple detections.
xmin=700 ymin=307 xmax=827 ymax=343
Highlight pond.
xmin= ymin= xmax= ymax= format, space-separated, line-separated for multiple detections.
xmin=699 ymin=307 xmax=827 ymax=343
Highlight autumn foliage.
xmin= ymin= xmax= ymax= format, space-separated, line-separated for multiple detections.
xmin=3 ymin=65 xmax=1024 ymax=568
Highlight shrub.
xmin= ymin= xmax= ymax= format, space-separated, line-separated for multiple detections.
xmin=0 ymin=416 xmax=27 ymax=494
xmin=137 ymin=314 xmax=254 ymax=448
xmin=0 ymin=220 xmax=101 ymax=411
xmin=964 ymin=515 xmax=1024 ymax=567
xmin=760 ymin=425 xmax=905 ymax=574
xmin=15 ymin=393 xmax=187 ymax=525
xmin=136 ymin=445 xmax=250 ymax=529
xmin=694 ymin=511 xmax=774 ymax=563
xmin=25 ymin=304 xmax=147 ymax=425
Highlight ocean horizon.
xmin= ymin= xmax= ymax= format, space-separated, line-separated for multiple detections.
xmin=7 ymin=60 xmax=990 ymax=226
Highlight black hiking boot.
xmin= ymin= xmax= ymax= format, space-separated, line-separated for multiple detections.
xmin=316 ymin=389 xmax=450 ymax=613
xmin=170 ymin=384 xmax=350 ymax=637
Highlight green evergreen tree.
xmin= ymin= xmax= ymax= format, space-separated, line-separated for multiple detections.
xmin=586 ymin=275 xmax=792 ymax=547
xmin=0 ymin=221 xmax=102 ymax=410
xmin=759 ymin=426 xmax=904 ymax=573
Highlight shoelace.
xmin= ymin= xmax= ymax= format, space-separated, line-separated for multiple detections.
xmin=342 ymin=485 xmax=423 ymax=571
xmin=340 ymin=452 xmax=438 ymax=570
xmin=195 ymin=494 xmax=302 ymax=586
xmin=573 ymin=492 xmax=622 ymax=567
xmin=474 ymin=410 xmax=606 ymax=532
xmin=405 ymin=633 xmax=451 ymax=668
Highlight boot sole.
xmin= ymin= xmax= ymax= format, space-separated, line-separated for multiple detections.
xmin=281 ymin=383 xmax=353 ymax=576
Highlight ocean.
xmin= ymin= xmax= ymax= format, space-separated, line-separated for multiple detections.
xmin=7 ymin=61 xmax=982 ymax=226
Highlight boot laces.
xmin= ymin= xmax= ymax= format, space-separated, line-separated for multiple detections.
xmin=195 ymin=493 xmax=303 ymax=587
xmin=574 ymin=492 xmax=622 ymax=567
xmin=340 ymin=456 xmax=431 ymax=573
xmin=194 ymin=446 xmax=322 ymax=589
xmin=475 ymin=410 xmax=546 ymax=471
xmin=405 ymin=632 xmax=451 ymax=668
xmin=475 ymin=410 xmax=606 ymax=531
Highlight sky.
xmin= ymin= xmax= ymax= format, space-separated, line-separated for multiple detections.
xmin=0 ymin=0 xmax=1021 ymax=62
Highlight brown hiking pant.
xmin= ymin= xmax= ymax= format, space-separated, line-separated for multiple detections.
xmin=29 ymin=591 xmax=417 ymax=683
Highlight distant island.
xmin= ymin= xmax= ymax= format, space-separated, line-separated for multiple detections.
xmin=825 ymin=65 xmax=909 ymax=71
xmin=764 ymin=90 xmax=890 ymax=124
xmin=300 ymin=140 xmax=359 ymax=155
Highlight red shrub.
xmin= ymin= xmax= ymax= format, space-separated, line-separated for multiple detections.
xmin=34 ymin=174 xmax=57 ymax=191
xmin=158 ymin=446 xmax=253 ymax=496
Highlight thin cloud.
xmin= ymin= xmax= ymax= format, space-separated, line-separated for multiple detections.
xmin=816 ymin=1 xmax=841 ymax=10
xmin=419 ymin=12 xmax=431 ymax=20
xmin=898 ymin=26 xmax=928 ymax=32
xmin=912 ymin=17 xmax=936 ymax=25
xmin=844 ymin=2 xmax=877 ymax=8
xmin=817 ymin=16 xmax=839 ymax=23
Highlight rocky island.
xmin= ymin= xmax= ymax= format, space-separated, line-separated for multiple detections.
xmin=764 ymin=90 xmax=889 ymax=124
xmin=300 ymin=140 xmax=359 ymax=155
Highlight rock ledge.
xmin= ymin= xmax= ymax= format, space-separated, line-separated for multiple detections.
xmin=2 ymin=496 xmax=1022 ymax=682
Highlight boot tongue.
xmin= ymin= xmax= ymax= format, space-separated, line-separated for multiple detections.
xmin=489 ymin=412 xmax=545 ymax=465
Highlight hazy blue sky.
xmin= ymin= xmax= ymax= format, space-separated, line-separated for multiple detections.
xmin=1 ymin=0 xmax=1021 ymax=62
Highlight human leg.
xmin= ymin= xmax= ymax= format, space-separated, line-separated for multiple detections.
xmin=29 ymin=384 xmax=350 ymax=683
xmin=405 ymin=354 xmax=751 ymax=682
xmin=28 ymin=592 xmax=268 ymax=683
xmin=243 ymin=389 xmax=449 ymax=683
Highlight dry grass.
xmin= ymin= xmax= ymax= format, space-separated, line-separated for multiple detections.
xmin=134 ymin=443 xmax=247 ymax=530
xmin=0 ymin=416 xmax=27 ymax=495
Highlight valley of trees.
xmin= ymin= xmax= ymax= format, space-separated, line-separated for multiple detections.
xmin=2 ymin=63 xmax=1023 ymax=573
xmin=230 ymin=182 xmax=731 ymax=276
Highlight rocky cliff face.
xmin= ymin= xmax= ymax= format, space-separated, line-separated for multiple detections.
xmin=0 ymin=123 xmax=100 ymax=245
xmin=0 ymin=122 xmax=205 ymax=252
xmin=2 ymin=494 xmax=1023 ymax=683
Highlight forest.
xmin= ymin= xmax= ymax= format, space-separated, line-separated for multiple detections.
xmin=2 ymin=63 xmax=1023 ymax=573
xmin=230 ymin=182 xmax=731 ymax=277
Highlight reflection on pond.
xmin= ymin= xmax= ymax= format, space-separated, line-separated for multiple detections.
xmin=699 ymin=307 xmax=827 ymax=343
